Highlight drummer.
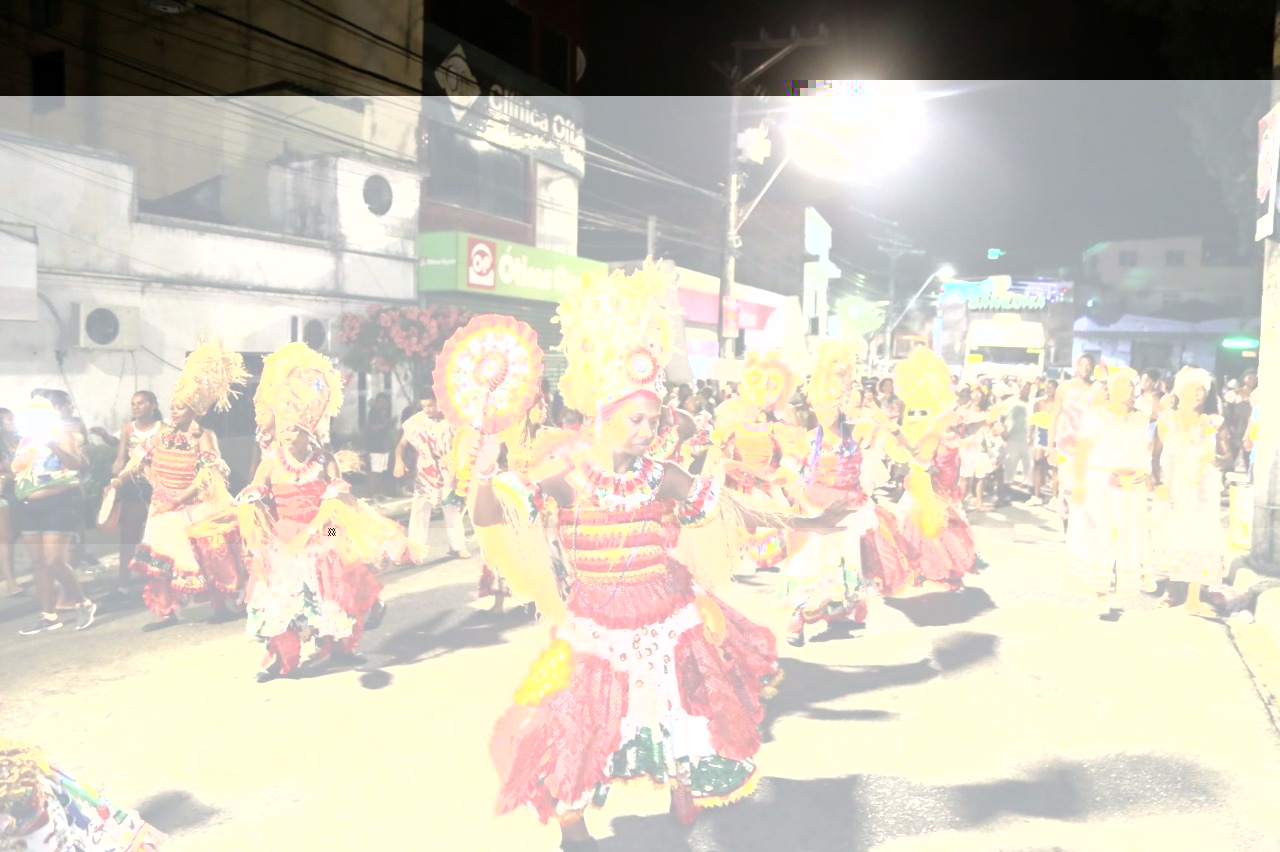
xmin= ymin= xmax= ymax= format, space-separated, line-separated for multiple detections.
xmin=109 ymin=391 xmax=165 ymax=598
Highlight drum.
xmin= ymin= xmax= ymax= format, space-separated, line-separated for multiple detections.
xmin=96 ymin=485 xmax=119 ymax=532
xmin=187 ymin=514 xmax=249 ymax=595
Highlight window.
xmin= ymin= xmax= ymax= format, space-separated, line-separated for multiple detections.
xmin=1165 ymin=249 xmax=1185 ymax=267
xmin=31 ymin=50 xmax=65 ymax=111
xmin=541 ymin=27 xmax=571 ymax=90
xmin=1118 ymin=250 xmax=1138 ymax=267
xmin=428 ymin=124 xmax=530 ymax=223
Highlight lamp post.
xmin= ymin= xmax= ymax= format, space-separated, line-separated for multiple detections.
xmin=717 ymin=80 xmax=926 ymax=358
xmin=884 ymin=265 xmax=956 ymax=359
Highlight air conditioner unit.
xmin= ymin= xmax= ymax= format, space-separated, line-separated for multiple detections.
xmin=73 ymin=303 xmax=140 ymax=350
xmin=290 ymin=316 xmax=335 ymax=352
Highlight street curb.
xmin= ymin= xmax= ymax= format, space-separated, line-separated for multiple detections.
xmin=1229 ymin=618 xmax=1280 ymax=735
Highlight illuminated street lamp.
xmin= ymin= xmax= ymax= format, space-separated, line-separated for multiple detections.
xmin=718 ymin=82 xmax=927 ymax=356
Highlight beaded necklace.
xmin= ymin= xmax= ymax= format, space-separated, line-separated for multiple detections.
xmin=276 ymin=444 xmax=325 ymax=485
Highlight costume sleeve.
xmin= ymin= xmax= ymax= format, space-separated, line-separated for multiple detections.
xmin=469 ymin=471 xmax=564 ymax=624
xmin=192 ymin=444 xmax=231 ymax=504
xmin=676 ymin=474 xmax=720 ymax=528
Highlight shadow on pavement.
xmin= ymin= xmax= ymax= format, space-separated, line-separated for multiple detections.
xmin=760 ymin=632 xmax=999 ymax=743
xmin=358 ymin=582 xmax=537 ymax=688
xmin=598 ymin=752 xmax=1227 ymax=851
xmin=136 ymin=789 xmax=224 ymax=834
xmin=882 ymin=587 xmax=997 ymax=628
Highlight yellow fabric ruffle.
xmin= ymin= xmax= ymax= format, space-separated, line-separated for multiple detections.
xmin=513 ymin=638 xmax=574 ymax=706
xmin=690 ymin=767 xmax=762 ymax=810
xmin=285 ymin=498 xmax=427 ymax=566
xmin=905 ymin=467 xmax=946 ymax=538
xmin=469 ymin=476 xmax=566 ymax=625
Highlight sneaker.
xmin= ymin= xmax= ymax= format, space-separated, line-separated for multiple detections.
xmin=1026 ymin=496 xmax=1044 ymax=507
xmin=19 ymin=615 xmax=63 ymax=635
xmin=74 ymin=601 xmax=97 ymax=631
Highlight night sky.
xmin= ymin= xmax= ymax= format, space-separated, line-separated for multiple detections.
xmin=580 ymin=0 xmax=1273 ymax=287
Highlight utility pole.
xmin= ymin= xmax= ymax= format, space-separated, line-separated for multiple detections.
xmin=715 ymin=26 xmax=828 ymax=360
xmin=875 ymin=237 xmax=924 ymax=363
xmin=647 ymin=215 xmax=658 ymax=257
xmin=1250 ymin=4 xmax=1280 ymax=577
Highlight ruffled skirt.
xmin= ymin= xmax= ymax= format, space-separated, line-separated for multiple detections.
xmin=491 ymin=579 xmax=777 ymax=824
xmin=895 ymin=494 xmax=976 ymax=587
xmin=3 ymin=767 xmax=166 ymax=851
xmin=781 ymin=503 xmax=878 ymax=624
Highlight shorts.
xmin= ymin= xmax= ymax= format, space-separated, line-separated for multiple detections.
xmin=369 ymin=452 xmax=390 ymax=474
xmin=17 ymin=488 xmax=85 ymax=537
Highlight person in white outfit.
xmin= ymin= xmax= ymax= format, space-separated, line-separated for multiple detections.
xmin=394 ymin=392 xmax=471 ymax=560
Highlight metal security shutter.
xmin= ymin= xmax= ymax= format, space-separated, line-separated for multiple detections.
xmin=419 ymin=291 xmax=564 ymax=391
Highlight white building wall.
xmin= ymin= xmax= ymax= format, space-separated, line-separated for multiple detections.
xmin=0 ymin=136 xmax=417 ymax=436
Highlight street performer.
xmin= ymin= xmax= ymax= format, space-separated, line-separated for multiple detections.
xmin=236 ymin=343 xmax=418 ymax=682
xmin=466 ymin=260 xmax=853 ymax=851
xmin=779 ymin=338 xmax=916 ymax=646
xmin=114 ymin=339 xmax=249 ymax=628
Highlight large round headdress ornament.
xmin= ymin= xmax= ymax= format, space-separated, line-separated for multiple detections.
xmin=433 ymin=314 xmax=545 ymax=435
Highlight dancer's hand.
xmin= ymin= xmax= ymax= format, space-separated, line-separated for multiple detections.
xmin=470 ymin=431 xmax=501 ymax=478
xmin=393 ymin=459 xmax=405 ymax=479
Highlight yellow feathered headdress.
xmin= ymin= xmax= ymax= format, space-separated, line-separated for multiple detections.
xmin=1105 ymin=365 xmax=1139 ymax=396
xmin=260 ymin=342 xmax=343 ymax=442
xmin=894 ymin=347 xmax=956 ymax=417
xmin=171 ymin=339 xmax=249 ymax=417
xmin=554 ymin=257 xmax=676 ymax=417
xmin=804 ymin=338 xmax=864 ymax=411
xmin=1173 ymin=366 xmax=1213 ymax=404
xmin=739 ymin=349 xmax=798 ymax=410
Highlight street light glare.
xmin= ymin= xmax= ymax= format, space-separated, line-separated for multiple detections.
xmin=782 ymin=81 xmax=926 ymax=178
xmin=936 ymin=265 xmax=956 ymax=279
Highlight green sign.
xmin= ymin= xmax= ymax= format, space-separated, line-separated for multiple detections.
xmin=988 ymin=248 xmax=1005 ymax=260
xmin=417 ymin=231 xmax=607 ymax=303
xmin=1222 ymin=337 xmax=1260 ymax=350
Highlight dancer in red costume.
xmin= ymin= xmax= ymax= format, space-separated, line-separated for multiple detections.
xmin=463 ymin=261 xmax=852 ymax=851
xmin=114 ymin=340 xmax=249 ymax=628
xmin=708 ymin=350 xmax=802 ymax=574
xmin=886 ymin=348 xmax=979 ymax=591
xmin=237 ymin=343 xmax=420 ymax=682
xmin=779 ymin=339 xmax=917 ymax=646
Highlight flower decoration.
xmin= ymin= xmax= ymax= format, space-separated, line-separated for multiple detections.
xmin=432 ymin=314 xmax=544 ymax=435
xmin=339 ymin=303 xmax=470 ymax=397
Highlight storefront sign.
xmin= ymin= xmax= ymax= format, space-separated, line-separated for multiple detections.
xmin=967 ymin=294 xmax=1047 ymax=312
xmin=422 ymin=27 xmax=586 ymax=178
xmin=418 ymin=231 xmax=606 ymax=303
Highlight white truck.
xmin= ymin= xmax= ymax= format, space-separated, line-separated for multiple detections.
xmin=961 ymin=314 xmax=1046 ymax=385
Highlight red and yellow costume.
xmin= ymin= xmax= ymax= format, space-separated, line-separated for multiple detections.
xmin=779 ymin=339 xmax=915 ymax=642
xmin=889 ymin=349 xmax=978 ymax=589
xmin=125 ymin=340 xmax=249 ymax=617
xmin=0 ymin=739 xmax=166 ymax=850
xmin=478 ymin=260 xmax=781 ymax=826
xmin=708 ymin=350 xmax=801 ymax=572
xmin=236 ymin=343 xmax=422 ymax=676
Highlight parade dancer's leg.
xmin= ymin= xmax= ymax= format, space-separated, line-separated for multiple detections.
xmin=259 ymin=627 xmax=302 ymax=682
xmin=441 ymin=501 xmax=471 ymax=559
xmin=558 ymin=809 xmax=597 ymax=850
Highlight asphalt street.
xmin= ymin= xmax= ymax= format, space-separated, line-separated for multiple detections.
xmin=2 ymin=500 xmax=1280 ymax=852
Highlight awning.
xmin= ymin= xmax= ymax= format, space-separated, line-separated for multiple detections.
xmin=678 ymin=289 xmax=777 ymax=331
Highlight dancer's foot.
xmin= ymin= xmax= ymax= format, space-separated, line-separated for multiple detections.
xmin=670 ymin=783 xmax=697 ymax=826
xmin=366 ymin=599 xmax=388 ymax=630
xmin=256 ymin=656 xmax=285 ymax=683
xmin=786 ymin=628 xmax=805 ymax=648
xmin=74 ymin=600 xmax=97 ymax=631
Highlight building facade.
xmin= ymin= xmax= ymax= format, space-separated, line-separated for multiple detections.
xmin=1077 ymin=236 xmax=1261 ymax=377
xmin=0 ymin=0 xmax=587 ymax=98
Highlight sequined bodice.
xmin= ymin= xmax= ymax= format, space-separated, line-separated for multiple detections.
xmin=557 ymin=499 xmax=677 ymax=579
xmin=805 ymin=429 xmax=864 ymax=495
xmin=150 ymin=446 xmax=198 ymax=492
xmin=274 ymin=479 xmax=327 ymax=524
